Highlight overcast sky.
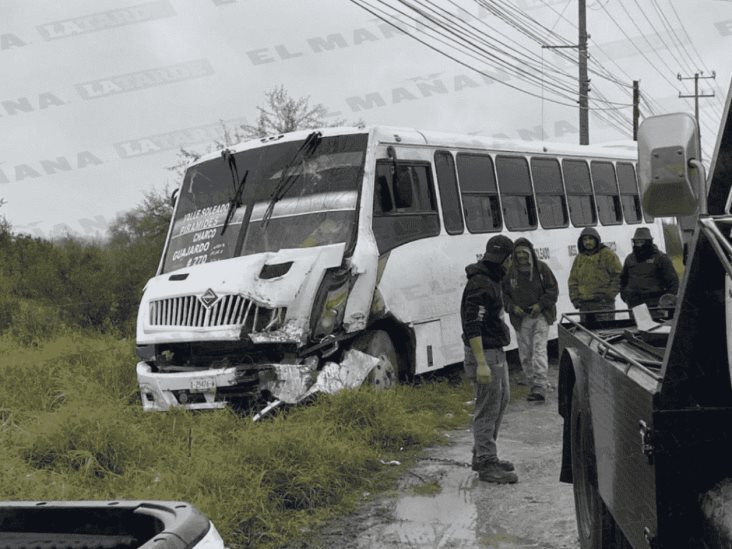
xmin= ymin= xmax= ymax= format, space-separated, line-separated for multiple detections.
xmin=3 ymin=0 xmax=732 ymax=239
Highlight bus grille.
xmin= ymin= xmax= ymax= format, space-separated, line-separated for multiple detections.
xmin=149 ymin=294 xmax=285 ymax=332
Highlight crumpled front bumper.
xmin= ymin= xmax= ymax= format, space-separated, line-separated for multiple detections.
xmin=137 ymin=361 xmax=243 ymax=411
xmin=136 ymin=349 xmax=380 ymax=413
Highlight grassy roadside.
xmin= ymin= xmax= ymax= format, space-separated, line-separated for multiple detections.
xmin=0 ymin=331 xmax=474 ymax=548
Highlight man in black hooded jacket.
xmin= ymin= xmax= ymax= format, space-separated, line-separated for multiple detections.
xmin=620 ymin=227 xmax=679 ymax=319
xmin=460 ymin=234 xmax=517 ymax=484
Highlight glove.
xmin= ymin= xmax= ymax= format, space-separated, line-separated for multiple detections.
xmin=529 ymin=304 xmax=542 ymax=317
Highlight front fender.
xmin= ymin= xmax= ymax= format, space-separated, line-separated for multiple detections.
xmin=558 ymin=347 xmax=581 ymax=484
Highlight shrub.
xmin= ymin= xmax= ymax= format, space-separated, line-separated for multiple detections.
xmin=9 ymin=300 xmax=66 ymax=347
xmin=0 ymin=293 xmax=17 ymax=332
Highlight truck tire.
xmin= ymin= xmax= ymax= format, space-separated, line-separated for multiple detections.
xmin=351 ymin=330 xmax=398 ymax=389
xmin=571 ymin=383 xmax=611 ymax=549
xmin=570 ymin=384 xmax=632 ymax=548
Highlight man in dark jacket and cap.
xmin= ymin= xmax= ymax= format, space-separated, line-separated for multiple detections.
xmin=460 ymin=234 xmax=517 ymax=484
xmin=503 ymin=238 xmax=559 ymax=402
xmin=620 ymin=227 xmax=679 ymax=319
xmin=568 ymin=227 xmax=622 ymax=325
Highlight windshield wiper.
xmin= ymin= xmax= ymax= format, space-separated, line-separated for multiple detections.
xmin=220 ymin=149 xmax=249 ymax=236
xmin=261 ymin=131 xmax=322 ymax=229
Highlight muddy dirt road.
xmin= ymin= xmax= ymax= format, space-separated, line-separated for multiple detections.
xmin=294 ymin=362 xmax=579 ymax=548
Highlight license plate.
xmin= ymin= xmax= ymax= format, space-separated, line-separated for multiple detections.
xmin=190 ymin=377 xmax=215 ymax=392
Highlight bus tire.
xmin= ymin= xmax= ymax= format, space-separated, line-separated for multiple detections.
xmin=351 ymin=330 xmax=398 ymax=389
xmin=571 ymin=383 xmax=611 ymax=549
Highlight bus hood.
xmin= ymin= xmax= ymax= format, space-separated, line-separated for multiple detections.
xmin=136 ymin=243 xmax=346 ymax=345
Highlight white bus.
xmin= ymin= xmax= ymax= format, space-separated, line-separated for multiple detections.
xmin=135 ymin=125 xmax=664 ymax=412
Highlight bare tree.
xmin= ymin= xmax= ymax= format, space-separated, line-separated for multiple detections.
xmin=168 ymin=85 xmax=358 ymax=178
xmin=167 ymin=120 xmax=245 ymax=178
xmin=240 ymin=85 xmax=346 ymax=138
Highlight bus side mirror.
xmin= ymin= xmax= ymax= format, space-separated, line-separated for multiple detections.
xmin=170 ymin=188 xmax=179 ymax=207
xmin=637 ymin=113 xmax=705 ymax=216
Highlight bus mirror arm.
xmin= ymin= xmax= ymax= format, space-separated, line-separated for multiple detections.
xmin=387 ymin=145 xmax=399 ymax=184
xmin=688 ymin=158 xmax=708 ymax=215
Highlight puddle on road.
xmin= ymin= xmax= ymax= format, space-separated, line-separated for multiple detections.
xmin=379 ymin=468 xmax=552 ymax=548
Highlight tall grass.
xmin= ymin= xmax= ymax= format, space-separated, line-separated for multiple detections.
xmin=0 ymin=331 xmax=473 ymax=548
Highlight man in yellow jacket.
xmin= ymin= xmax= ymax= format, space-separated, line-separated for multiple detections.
xmin=568 ymin=227 xmax=622 ymax=325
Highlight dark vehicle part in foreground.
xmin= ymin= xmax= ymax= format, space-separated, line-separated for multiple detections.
xmin=0 ymin=500 xmax=225 ymax=548
xmin=558 ymin=87 xmax=732 ymax=547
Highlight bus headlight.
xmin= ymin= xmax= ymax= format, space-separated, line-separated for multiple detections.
xmin=318 ymin=310 xmax=338 ymax=334
xmin=311 ymin=271 xmax=350 ymax=339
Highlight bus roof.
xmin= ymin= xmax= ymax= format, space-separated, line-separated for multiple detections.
xmin=191 ymin=125 xmax=637 ymax=167
xmin=368 ymin=126 xmax=637 ymax=159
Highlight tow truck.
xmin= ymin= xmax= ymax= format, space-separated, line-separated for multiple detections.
xmin=558 ymin=82 xmax=732 ymax=548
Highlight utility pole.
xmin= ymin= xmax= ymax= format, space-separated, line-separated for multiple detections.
xmin=632 ymin=80 xmax=640 ymax=141
xmin=541 ymin=0 xmax=589 ymax=145
xmin=578 ymin=0 xmax=589 ymax=145
xmin=678 ymin=71 xmax=715 ymax=154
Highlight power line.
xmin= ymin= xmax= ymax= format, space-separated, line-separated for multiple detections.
xmin=351 ymin=0 xmax=632 ymax=113
xmin=678 ymin=71 xmax=717 ymax=155
xmin=410 ymin=0 xmax=579 ymax=90
xmin=348 ymin=0 xmax=582 ymax=106
xmin=349 ymin=0 xmax=685 ymax=140
xmin=665 ymin=0 xmax=726 ymax=113
xmin=595 ymin=0 xmax=718 ymax=139
xmin=631 ymin=0 xmax=722 ymax=120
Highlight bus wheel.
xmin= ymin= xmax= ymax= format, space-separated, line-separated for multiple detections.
xmin=351 ymin=330 xmax=398 ymax=389
xmin=571 ymin=383 xmax=610 ymax=549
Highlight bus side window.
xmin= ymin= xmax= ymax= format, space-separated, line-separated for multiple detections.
xmin=563 ymin=159 xmax=597 ymax=227
xmin=375 ymin=174 xmax=394 ymax=214
xmin=456 ymin=153 xmax=502 ymax=233
xmin=405 ymin=165 xmax=437 ymax=212
xmin=434 ymin=151 xmax=465 ymax=235
xmin=495 ymin=155 xmax=538 ymax=231
xmin=372 ymin=161 xmax=440 ymax=254
xmin=591 ymin=161 xmax=623 ymax=225
xmin=394 ymin=167 xmax=415 ymax=209
xmin=531 ymin=157 xmax=569 ymax=229
xmin=617 ymin=162 xmax=642 ymax=224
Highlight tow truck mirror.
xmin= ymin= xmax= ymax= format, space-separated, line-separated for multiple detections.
xmin=637 ymin=113 xmax=704 ymax=216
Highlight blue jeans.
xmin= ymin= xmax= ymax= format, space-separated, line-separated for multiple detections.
xmin=516 ymin=316 xmax=549 ymax=393
xmin=463 ymin=345 xmax=510 ymax=462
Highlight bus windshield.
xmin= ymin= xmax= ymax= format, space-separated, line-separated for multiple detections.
xmin=162 ymin=133 xmax=368 ymax=273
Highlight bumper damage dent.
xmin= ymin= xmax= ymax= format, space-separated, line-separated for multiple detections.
xmin=137 ymin=349 xmax=380 ymax=415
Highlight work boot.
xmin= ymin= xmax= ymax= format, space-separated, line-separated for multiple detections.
xmin=496 ymin=458 xmax=515 ymax=471
xmin=527 ymin=387 xmax=546 ymax=402
xmin=472 ymin=449 xmax=514 ymax=472
xmin=478 ymin=461 xmax=519 ymax=484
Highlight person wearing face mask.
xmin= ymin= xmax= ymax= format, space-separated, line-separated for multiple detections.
xmin=620 ymin=227 xmax=679 ymax=319
xmin=503 ymin=238 xmax=559 ymax=403
xmin=568 ymin=227 xmax=622 ymax=325
xmin=460 ymin=234 xmax=517 ymax=484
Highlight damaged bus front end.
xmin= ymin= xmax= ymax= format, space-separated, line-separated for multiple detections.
xmin=135 ymin=129 xmax=383 ymax=413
